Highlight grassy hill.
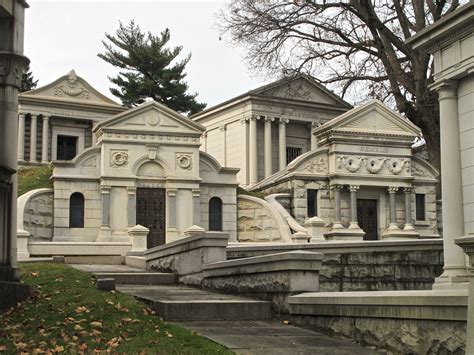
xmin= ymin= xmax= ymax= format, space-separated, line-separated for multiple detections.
xmin=17 ymin=166 xmax=53 ymax=197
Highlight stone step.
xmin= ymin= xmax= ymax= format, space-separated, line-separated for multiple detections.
xmin=117 ymin=284 xmax=272 ymax=321
xmin=93 ymin=272 xmax=176 ymax=285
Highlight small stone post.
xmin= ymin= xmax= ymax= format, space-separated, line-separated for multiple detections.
xmin=16 ymin=229 xmax=30 ymax=260
xmin=454 ymin=235 xmax=474 ymax=354
xmin=184 ymin=225 xmax=206 ymax=237
xmin=305 ymin=217 xmax=327 ymax=242
xmin=128 ymin=225 xmax=149 ymax=254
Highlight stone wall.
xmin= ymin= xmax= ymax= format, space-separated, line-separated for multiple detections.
xmin=227 ymin=240 xmax=444 ymax=292
xmin=320 ymin=249 xmax=443 ymax=292
xmin=23 ymin=190 xmax=54 ymax=240
xmin=237 ymin=197 xmax=283 ymax=242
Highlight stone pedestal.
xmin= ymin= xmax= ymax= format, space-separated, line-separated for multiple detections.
xmin=128 ymin=224 xmax=149 ymax=255
xmin=16 ymin=229 xmax=30 ymax=260
xmin=184 ymin=225 xmax=206 ymax=238
xmin=324 ymin=228 xmax=365 ymax=241
xmin=454 ymin=235 xmax=474 ymax=354
xmin=305 ymin=217 xmax=327 ymax=242
xmin=291 ymin=231 xmax=310 ymax=244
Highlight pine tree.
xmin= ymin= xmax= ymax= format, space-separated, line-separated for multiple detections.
xmin=20 ymin=64 xmax=38 ymax=92
xmin=98 ymin=21 xmax=206 ymax=115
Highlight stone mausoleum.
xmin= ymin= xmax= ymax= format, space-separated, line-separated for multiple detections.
xmin=16 ymin=70 xmax=440 ymax=257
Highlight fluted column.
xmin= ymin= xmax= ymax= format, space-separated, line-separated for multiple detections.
xmin=387 ymin=187 xmax=400 ymax=230
xmin=91 ymin=121 xmax=98 ymax=146
xmin=264 ymin=116 xmax=274 ymax=178
xmin=433 ymin=82 xmax=468 ymax=287
xmin=41 ymin=115 xmax=49 ymax=164
xmin=349 ymin=185 xmax=360 ymax=229
xmin=403 ymin=187 xmax=415 ymax=231
xmin=278 ymin=118 xmax=289 ymax=170
xmin=249 ymin=116 xmax=259 ymax=184
xmin=310 ymin=122 xmax=319 ymax=151
xmin=99 ymin=186 xmax=111 ymax=236
xmin=332 ymin=185 xmax=343 ymax=229
xmin=17 ymin=113 xmax=25 ymax=162
xmin=192 ymin=189 xmax=201 ymax=225
xmin=29 ymin=114 xmax=37 ymax=162
xmin=127 ymin=187 xmax=136 ymax=227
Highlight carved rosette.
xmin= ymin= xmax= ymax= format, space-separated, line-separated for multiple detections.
xmin=176 ymin=153 xmax=192 ymax=170
xmin=110 ymin=151 xmax=129 ymax=167
xmin=0 ymin=52 xmax=30 ymax=89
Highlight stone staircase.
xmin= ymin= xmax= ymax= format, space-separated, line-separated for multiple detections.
xmin=73 ymin=264 xmax=272 ymax=322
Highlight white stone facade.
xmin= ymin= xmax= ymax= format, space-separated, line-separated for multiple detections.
xmin=192 ymin=75 xmax=352 ymax=186
xmin=51 ymin=101 xmax=239 ymax=245
xmin=17 ymin=70 xmax=126 ymax=166
xmin=251 ymin=100 xmax=440 ymax=241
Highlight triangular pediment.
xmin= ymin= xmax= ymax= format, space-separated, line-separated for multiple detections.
xmin=314 ymin=100 xmax=421 ymax=137
xmin=252 ymin=75 xmax=352 ymax=108
xmin=96 ymin=100 xmax=205 ymax=135
xmin=20 ymin=70 xmax=120 ymax=106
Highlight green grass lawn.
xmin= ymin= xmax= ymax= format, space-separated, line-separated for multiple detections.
xmin=17 ymin=167 xmax=53 ymax=197
xmin=0 ymin=263 xmax=232 ymax=354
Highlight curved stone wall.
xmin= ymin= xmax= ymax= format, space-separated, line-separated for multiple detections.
xmin=18 ymin=188 xmax=54 ymax=240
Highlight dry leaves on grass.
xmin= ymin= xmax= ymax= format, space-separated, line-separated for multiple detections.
xmin=74 ymin=306 xmax=90 ymax=314
xmin=90 ymin=321 xmax=103 ymax=329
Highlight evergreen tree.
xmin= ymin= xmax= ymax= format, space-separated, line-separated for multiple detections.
xmin=20 ymin=64 xmax=38 ymax=92
xmin=98 ymin=21 xmax=206 ymax=115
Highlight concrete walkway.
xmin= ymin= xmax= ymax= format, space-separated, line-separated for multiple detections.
xmin=71 ymin=264 xmax=381 ymax=354
xmin=179 ymin=320 xmax=381 ymax=354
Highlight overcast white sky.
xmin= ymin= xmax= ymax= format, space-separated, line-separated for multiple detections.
xmin=24 ymin=1 xmax=267 ymax=108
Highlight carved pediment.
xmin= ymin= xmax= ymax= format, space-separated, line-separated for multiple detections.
xmin=96 ymin=101 xmax=205 ymax=136
xmin=252 ymin=75 xmax=351 ymax=108
xmin=315 ymin=100 xmax=421 ymax=138
xmin=20 ymin=70 xmax=120 ymax=106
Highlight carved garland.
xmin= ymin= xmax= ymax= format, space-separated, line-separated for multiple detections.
xmin=337 ymin=155 xmax=366 ymax=173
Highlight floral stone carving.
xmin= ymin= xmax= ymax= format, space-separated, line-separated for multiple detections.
xmin=176 ymin=153 xmax=192 ymax=170
xmin=110 ymin=151 xmax=129 ymax=167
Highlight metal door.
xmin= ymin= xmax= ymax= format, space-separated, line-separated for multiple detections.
xmin=357 ymin=199 xmax=378 ymax=240
xmin=136 ymin=188 xmax=166 ymax=248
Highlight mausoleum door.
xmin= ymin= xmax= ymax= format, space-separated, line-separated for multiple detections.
xmin=357 ymin=199 xmax=378 ymax=240
xmin=136 ymin=188 xmax=166 ymax=248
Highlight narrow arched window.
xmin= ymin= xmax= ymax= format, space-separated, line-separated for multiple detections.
xmin=70 ymin=192 xmax=84 ymax=228
xmin=209 ymin=197 xmax=223 ymax=231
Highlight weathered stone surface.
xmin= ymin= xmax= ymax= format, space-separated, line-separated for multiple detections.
xmin=237 ymin=197 xmax=281 ymax=242
xmin=23 ymin=191 xmax=54 ymax=240
xmin=289 ymin=315 xmax=465 ymax=355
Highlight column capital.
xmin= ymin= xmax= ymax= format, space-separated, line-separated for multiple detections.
xmin=192 ymin=188 xmax=201 ymax=197
xmin=387 ymin=186 xmax=399 ymax=194
xmin=30 ymin=114 xmax=37 ymax=119
xmin=349 ymin=185 xmax=360 ymax=192
xmin=431 ymin=79 xmax=458 ymax=99
xmin=279 ymin=117 xmax=289 ymax=125
xmin=167 ymin=188 xmax=177 ymax=197
xmin=42 ymin=114 xmax=50 ymax=120
xmin=18 ymin=112 xmax=26 ymax=118
xmin=264 ymin=116 xmax=275 ymax=123
xmin=403 ymin=186 xmax=414 ymax=193
xmin=100 ymin=186 xmax=111 ymax=194
xmin=0 ymin=52 xmax=30 ymax=88
xmin=331 ymin=184 xmax=343 ymax=191
xmin=126 ymin=187 xmax=137 ymax=195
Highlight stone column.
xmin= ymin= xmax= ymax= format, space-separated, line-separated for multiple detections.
xmin=387 ymin=187 xmax=400 ymax=230
xmin=349 ymin=185 xmax=360 ymax=229
xmin=91 ymin=121 xmax=98 ymax=146
xmin=220 ymin=125 xmax=227 ymax=166
xmin=99 ymin=186 xmax=111 ymax=236
xmin=203 ymin=132 xmax=208 ymax=153
xmin=17 ymin=113 xmax=25 ymax=162
xmin=29 ymin=114 xmax=37 ymax=163
xmin=332 ymin=185 xmax=343 ymax=229
xmin=249 ymin=116 xmax=259 ymax=184
xmin=127 ymin=187 xmax=136 ymax=227
xmin=167 ymin=189 xmax=177 ymax=228
xmin=434 ymin=82 xmax=469 ymax=287
xmin=264 ymin=116 xmax=274 ymax=178
xmin=41 ymin=115 xmax=49 ymax=164
xmin=403 ymin=187 xmax=415 ymax=231
xmin=279 ymin=118 xmax=289 ymax=170
xmin=192 ymin=189 xmax=201 ymax=225
xmin=310 ymin=122 xmax=319 ymax=151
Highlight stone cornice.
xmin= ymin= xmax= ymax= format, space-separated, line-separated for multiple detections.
xmin=406 ymin=1 xmax=474 ymax=52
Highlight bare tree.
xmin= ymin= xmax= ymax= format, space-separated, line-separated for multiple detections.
xmin=217 ymin=0 xmax=464 ymax=171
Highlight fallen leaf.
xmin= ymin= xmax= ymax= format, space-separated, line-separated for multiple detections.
xmin=91 ymin=330 xmax=102 ymax=337
xmin=30 ymin=272 xmax=39 ymax=277
xmin=90 ymin=321 xmax=102 ymax=328
xmin=54 ymin=345 xmax=64 ymax=352
xmin=75 ymin=306 xmax=88 ymax=314
xmin=0 ymin=345 xmax=6 ymax=351
xmin=74 ymin=325 xmax=83 ymax=331
xmin=72 ymin=336 xmax=78 ymax=342
xmin=78 ymin=343 xmax=88 ymax=351
xmin=283 ymin=320 xmax=290 ymax=325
